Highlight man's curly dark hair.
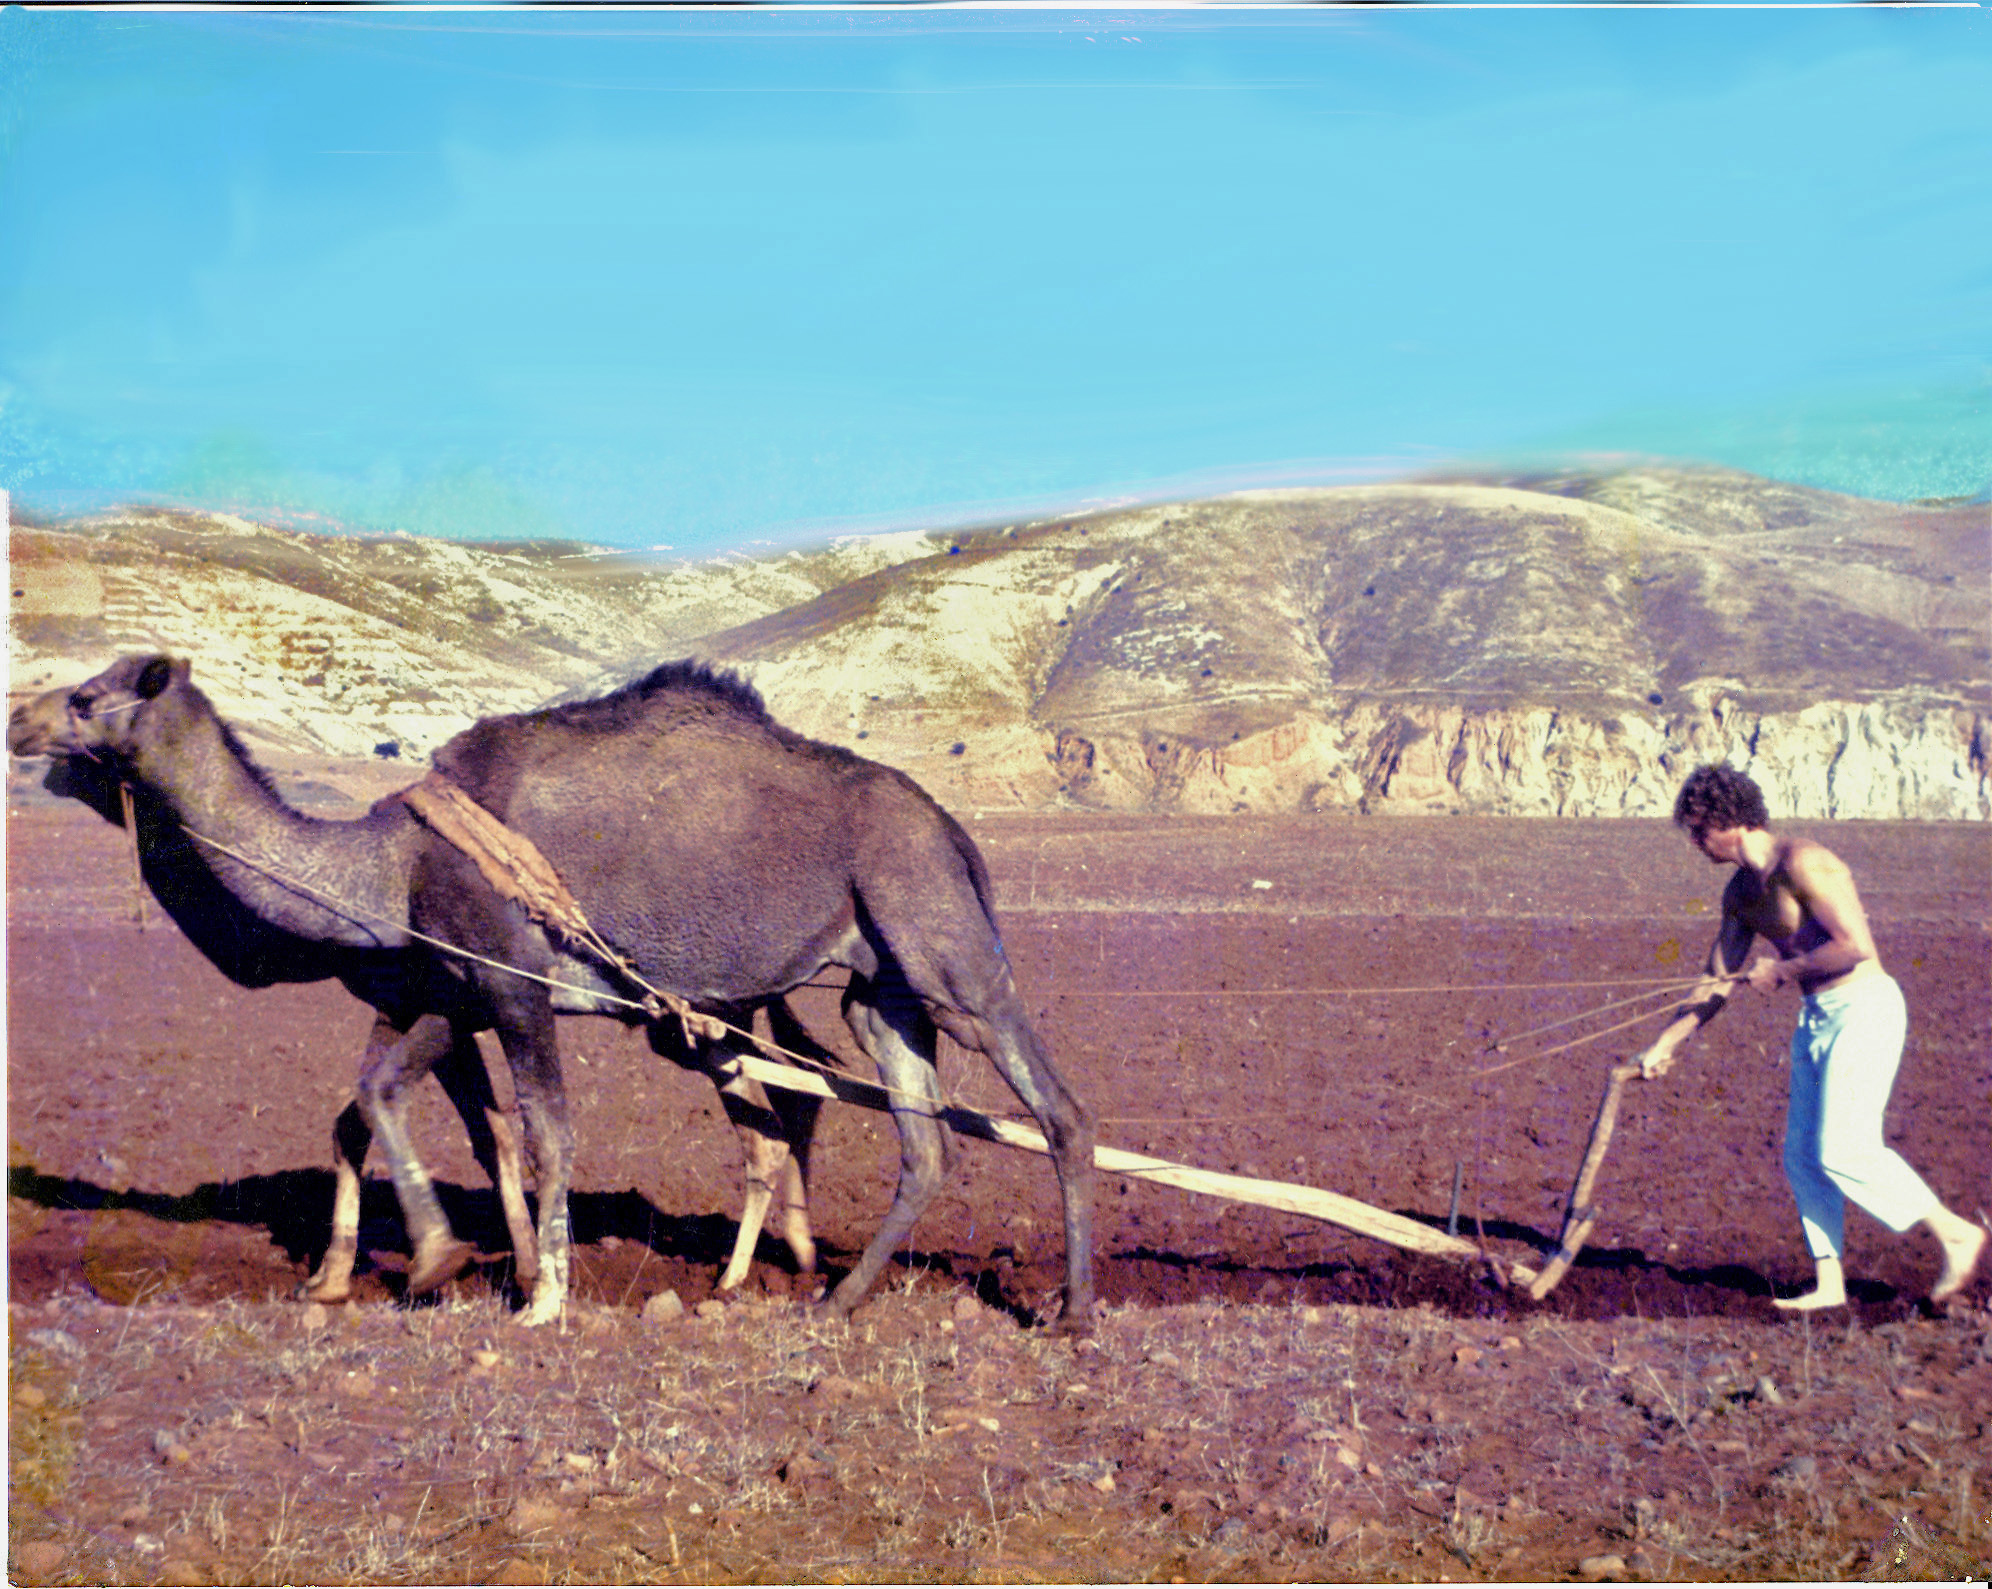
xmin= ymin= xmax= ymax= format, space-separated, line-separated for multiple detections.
xmin=1673 ymin=764 xmax=1769 ymax=834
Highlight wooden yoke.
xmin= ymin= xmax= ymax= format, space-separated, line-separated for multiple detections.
xmin=1528 ymin=1060 xmax=1642 ymax=1300
xmin=399 ymin=772 xmax=727 ymax=1043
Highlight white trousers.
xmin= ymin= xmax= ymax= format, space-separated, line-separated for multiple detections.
xmin=1783 ymin=973 xmax=1938 ymax=1260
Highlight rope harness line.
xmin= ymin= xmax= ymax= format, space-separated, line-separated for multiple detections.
xmin=1473 ymin=973 xmax=1742 ymax=1079
xmin=171 ymin=802 xmax=910 ymax=1109
xmin=162 ymin=779 xmax=1721 ymax=1125
xmin=1061 ymin=976 xmax=1723 ymax=998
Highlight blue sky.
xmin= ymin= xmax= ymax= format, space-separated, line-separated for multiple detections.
xmin=2 ymin=7 xmax=1987 ymax=555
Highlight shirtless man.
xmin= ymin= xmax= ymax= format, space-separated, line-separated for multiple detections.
xmin=1636 ymin=764 xmax=1985 ymax=1310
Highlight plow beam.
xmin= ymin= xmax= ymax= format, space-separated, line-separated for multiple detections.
xmin=728 ymin=1052 xmax=1539 ymax=1289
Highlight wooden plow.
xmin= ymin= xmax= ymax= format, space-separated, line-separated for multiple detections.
xmin=1526 ymin=1060 xmax=1641 ymax=1300
xmin=395 ymin=769 xmax=1640 ymax=1300
xmin=726 ymin=1051 xmax=1544 ymax=1292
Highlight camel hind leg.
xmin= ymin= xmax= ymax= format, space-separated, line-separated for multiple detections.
xmin=352 ymin=1012 xmax=482 ymax=1299
xmin=860 ymin=863 xmax=1096 ymax=1330
xmin=431 ymin=1032 xmax=537 ymax=1288
xmin=764 ymin=1000 xmax=826 ymax=1283
xmin=829 ymin=969 xmax=956 ymax=1317
xmin=938 ymin=986 xmax=1096 ymax=1331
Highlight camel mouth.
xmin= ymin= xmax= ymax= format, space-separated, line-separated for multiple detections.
xmin=8 ymin=689 xmax=92 ymax=760
xmin=7 ymin=723 xmax=72 ymax=759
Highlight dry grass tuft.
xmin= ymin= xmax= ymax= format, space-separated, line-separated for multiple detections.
xmin=10 ymin=1283 xmax=1992 ymax=1584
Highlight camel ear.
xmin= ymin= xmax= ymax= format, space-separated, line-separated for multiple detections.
xmin=135 ymin=656 xmax=176 ymax=700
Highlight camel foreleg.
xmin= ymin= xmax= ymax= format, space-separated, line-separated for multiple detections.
xmin=710 ymin=1064 xmax=800 ymax=1293
xmin=301 ymin=1101 xmax=373 ymax=1304
xmin=485 ymin=1108 xmax=538 ymax=1289
xmin=657 ymin=1003 xmax=825 ymax=1295
xmin=777 ymin=1138 xmax=816 ymax=1282
xmin=354 ymin=1013 xmax=478 ymax=1298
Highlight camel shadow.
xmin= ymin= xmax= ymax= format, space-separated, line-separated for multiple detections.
xmin=4 ymin=1164 xmax=830 ymax=1303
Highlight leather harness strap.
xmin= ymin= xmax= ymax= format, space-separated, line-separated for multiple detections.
xmin=400 ymin=772 xmax=588 ymax=941
xmin=398 ymin=771 xmax=727 ymax=1042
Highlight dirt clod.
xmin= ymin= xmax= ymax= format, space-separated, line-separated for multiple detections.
xmin=11 ymin=1541 xmax=67 ymax=1581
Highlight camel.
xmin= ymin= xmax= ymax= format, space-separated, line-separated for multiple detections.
xmin=10 ymin=654 xmax=1096 ymax=1330
xmin=9 ymin=663 xmax=824 ymax=1310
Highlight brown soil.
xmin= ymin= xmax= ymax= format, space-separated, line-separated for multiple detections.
xmin=9 ymin=803 xmax=1991 ymax=1584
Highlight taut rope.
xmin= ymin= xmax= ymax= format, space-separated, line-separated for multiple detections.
xmin=169 ymin=795 xmax=1722 ymax=1120
xmin=1064 ymin=976 xmax=1727 ymax=998
xmin=1474 ymin=973 xmax=1743 ymax=1078
xmin=172 ymin=818 xmax=842 ymax=1078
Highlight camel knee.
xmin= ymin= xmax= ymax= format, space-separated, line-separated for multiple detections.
xmin=352 ymin=1065 xmax=402 ymax=1129
xmin=1046 ymin=1105 xmax=1095 ymax=1178
xmin=891 ymin=1114 xmax=953 ymax=1209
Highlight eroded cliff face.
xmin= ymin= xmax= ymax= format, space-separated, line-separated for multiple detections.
xmin=10 ymin=467 xmax=1987 ymax=819
xmin=1030 ymin=694 xmax=1989 ymax=820
xmin=710 ymin=470 xmax=1987 ymax=820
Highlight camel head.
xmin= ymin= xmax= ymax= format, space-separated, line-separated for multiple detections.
xmin=7 ymin=654 xmax=188 ymax=764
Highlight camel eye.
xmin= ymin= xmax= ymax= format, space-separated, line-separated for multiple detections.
xmin=68 ymin=691 xmax=94 ymax=720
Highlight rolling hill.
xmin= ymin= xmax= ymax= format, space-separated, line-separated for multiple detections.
xmin=9 ymin=466 xmax=1986 ymax=819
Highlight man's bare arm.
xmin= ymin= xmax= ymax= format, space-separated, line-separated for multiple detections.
xmin=1638 ymin=905 xmax=1752 ymax=1080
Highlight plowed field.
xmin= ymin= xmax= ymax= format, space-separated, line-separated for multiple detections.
xmin=10 ymin=801 xmax=1990 ymax=1583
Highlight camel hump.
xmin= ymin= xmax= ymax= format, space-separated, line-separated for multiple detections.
xmin=433 ymin=659 xmax=775 ymax=800
xmin=552 ymin=659 xmax=770 ymax=732
xmin=611 ymin=660 xmax=767 ymax=720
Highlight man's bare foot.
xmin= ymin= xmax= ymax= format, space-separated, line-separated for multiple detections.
xmin=1772 ymin=1256 xmax=1846 ymax=1312
xmin=1771 ymin=1287 xmax=1847 ymax=1312
xmin=1930 ymin=1221 xmax=1987 ymax=1305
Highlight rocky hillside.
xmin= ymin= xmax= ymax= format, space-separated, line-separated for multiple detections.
xmin=8 ymin=468 xmax=1987 ymax=819
xmin=7 ymin=509 xmax=939 ymax=760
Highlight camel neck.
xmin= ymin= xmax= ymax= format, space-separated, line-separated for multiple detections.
xmin=129 ymin=697 xmax=418 ymax=951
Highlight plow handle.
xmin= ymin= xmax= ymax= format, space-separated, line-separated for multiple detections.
xmin=1528 ymin=1061 xmax=1642 ymax=1301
